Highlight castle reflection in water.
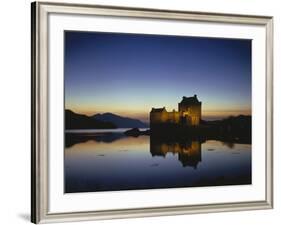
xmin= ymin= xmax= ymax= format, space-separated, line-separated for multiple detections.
xmin=65 ymin=130 xmax=252 ymax=192
xmin=150 ymin=139 xmax=202 ymax=169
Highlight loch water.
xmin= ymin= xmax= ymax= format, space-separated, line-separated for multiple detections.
xmin=65 ymin=129 xmax=251 ymax=193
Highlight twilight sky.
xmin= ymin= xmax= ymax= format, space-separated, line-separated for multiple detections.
xmin=65 ymin=31 xmax=251 ymax=122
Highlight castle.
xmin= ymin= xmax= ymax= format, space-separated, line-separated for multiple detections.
xmin=150 ymin=95 xmax=202 ymax=126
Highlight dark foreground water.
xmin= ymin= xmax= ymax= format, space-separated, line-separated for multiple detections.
xmin=65 ymin=129 xmax=251 ymax=193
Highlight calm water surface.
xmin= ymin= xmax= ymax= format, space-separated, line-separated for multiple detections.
xmin=65 ymin=129 xmax=251 ymax=193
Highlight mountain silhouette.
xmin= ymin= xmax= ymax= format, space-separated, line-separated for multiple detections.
xmin=65 ymin=110 xmax=116 ymax=129
xmin=92 ymin=113 xmax=148 ymax=128
xmin=65 ymin=110 xmax=148 ymax=129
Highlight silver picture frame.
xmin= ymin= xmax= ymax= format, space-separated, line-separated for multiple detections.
xmin=31 ymin=1 xmax=273 ymax=223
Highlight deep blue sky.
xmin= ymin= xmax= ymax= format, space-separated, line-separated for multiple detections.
xmin=65 ymin=31 xmax=251 ymax=122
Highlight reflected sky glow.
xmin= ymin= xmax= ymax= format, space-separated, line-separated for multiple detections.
xmin=65 ymin=132 xmax=252 ymax=193
xmin=65 ymin=32 xmax=252 ymax=121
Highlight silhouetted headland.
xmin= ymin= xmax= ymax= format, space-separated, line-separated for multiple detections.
xmin=65 ymin=109 xmax=148 ymax=129
xmin=65 ymin=110 xmax=116 ymax=129
xmin=124 ymin=128 xmax=150 ymax=137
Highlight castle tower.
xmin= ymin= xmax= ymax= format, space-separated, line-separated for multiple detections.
xmin=178 ymin=95 xmax=201 ymax=125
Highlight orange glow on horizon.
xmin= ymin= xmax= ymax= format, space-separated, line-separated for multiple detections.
xmin=67 ymin=106 xmax=251 ymax=123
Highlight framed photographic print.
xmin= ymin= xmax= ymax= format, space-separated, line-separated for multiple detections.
xmin=31 ymin=1 xmax=273 ymax=223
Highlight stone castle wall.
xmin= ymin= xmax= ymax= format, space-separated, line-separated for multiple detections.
xmin=150 ymin=110 xmax=180 ymax=124
xmin=150 ymin=97 xmax=202 ymax=126
xmin=186 ymin=104 xmax=201 ymax=125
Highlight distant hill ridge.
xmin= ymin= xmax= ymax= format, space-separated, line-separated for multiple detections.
xmin=92 ymin=112 xmax=148 ymax=128
xmin=65 ymin=110 xmax=148 ymax=129
xmin=65 ymin=110 xmax=116 ymax=129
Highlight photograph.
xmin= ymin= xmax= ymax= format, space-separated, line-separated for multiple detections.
xmin=30 ymin=2 xmax=273 ymax=223
xmin=64 ymin=31 xmax=252 ymax=193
